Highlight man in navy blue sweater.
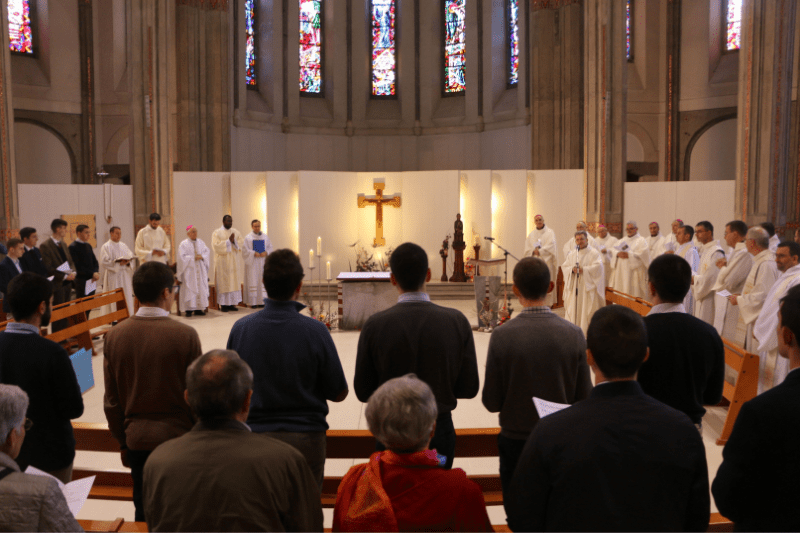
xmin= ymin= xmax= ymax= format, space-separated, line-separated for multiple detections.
xmin=226 ymin=249 xmax=348 ymax=488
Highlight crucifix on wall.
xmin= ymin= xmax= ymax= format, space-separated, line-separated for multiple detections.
xmin=357 ymin=179 xmax=401 ymax=247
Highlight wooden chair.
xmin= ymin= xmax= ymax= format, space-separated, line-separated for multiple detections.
xmin=716 ymin=339 xmax=759 ymax=445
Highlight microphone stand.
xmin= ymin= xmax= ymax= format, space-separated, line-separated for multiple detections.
xmin=486 ymin=238 xmax=520 ymax=319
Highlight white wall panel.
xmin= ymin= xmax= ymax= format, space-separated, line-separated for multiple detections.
xmin=266 ymin=172 xmax=299 ymax=252
xmin=528 ymin=170 xmax=585 ymax=263
xmin=490 ymin=170 xmax=527 ymax=266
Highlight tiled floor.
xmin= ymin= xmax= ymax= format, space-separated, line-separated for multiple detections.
xmin=75 ymin=299 xmax=726 ymax=526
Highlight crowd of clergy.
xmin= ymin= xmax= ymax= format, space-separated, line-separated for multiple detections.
xmin=524 ymin=215 xmax=800 ymax=394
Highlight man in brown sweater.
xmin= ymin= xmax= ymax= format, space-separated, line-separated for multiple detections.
xmin=103 ymin=261 xmax=202 ymax=522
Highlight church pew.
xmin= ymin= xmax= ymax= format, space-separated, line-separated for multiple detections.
xmin=605 ymin=286 xmax=653 ymax=314
xmin=47 ymin=288 xmax=130 ymax=354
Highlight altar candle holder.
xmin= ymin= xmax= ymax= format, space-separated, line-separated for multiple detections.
xmin=326 ymin=275 xmax=333 ymax=320
xmin=307 ymin=266 xmax=316 ymax=317
xmin=317 ymin=253 xmax=322 ymax=318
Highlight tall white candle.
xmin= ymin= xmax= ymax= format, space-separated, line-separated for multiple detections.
xmin=326 ymin=261 xmax=331 ymax=280
xmin=317 ymin=236 xmax=322 ymax=256
xmin=309 ymin=249 xmax=314 ymax=268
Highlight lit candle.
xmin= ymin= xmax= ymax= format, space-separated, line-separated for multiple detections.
xmin=326 ymin=261 xmax=331 ymax=280
xmin=309 ymin=249 xmax=314 ymax=268
xmin=317 ymin=236 xmax=322 ymax=256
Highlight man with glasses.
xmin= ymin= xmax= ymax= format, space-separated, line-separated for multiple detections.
xmin=692 ymin=221 xmax=725 ymax=325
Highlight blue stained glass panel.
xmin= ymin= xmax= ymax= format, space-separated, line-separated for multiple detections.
xmin=246 ymin=0 xmax=256 ymax=86
xmin=508 ymin=0 xmax=519 ymax=85
xmin=300 ymin=0 xmax=323 ymax=94
xmin=372 ymin=0 xmax=396 ymax=96
xmin=444 ymin=0 xmax=466 ymax=93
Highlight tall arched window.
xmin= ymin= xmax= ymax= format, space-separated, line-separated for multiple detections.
xmin=443 ymin=0 xmax=466 ymax=94
xmin=300 ymin=0 xmax=323 ymax=94
xmin=371 ymin=0 xmax=396 ymax=97
xmin=8 ymin=0 xmax=33 ymax=55
xmin=626 ymin=0 xmax=633 ymax=61
xmin=245 ymin=0 xmax=257 ymax=87
xmin=508 ymin=0 xmax=519 ymax=86
xmin=725 ymin=0 xmax=743 ymax=51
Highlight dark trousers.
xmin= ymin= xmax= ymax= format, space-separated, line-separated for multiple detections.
xmin=376 ymin=411 xmax=456 ymax=469
xmin=263 ymin=431 xmax=326 ymax=490
xmin=498 ymin=434 xmax=528 ymax=509
xmin=128 ymin=449 xmax=152 ymax=523
xmin=51 ymin=284 xmax=72 ymax=333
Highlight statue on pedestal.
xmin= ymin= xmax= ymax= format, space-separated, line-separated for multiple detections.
xmin=439 ymin=235 xmax=450 ymax=282
xmin=449 ymin=214 xmax=467 ymax=283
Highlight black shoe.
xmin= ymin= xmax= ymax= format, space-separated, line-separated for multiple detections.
xmin=195 ymin=310 xmax=206 ymax=316
xmin=220 ymin=306 xmax=229 ymax=312
xmin=230 ymin=306 xmax=239 ymax=312
xmin=185 ymin=311 xmax=192 ymax=317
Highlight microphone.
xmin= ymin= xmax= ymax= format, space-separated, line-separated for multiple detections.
xmin=484 ymin=236 xmax=495 ymax=241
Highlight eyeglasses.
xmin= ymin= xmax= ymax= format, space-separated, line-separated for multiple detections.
xmin=23 ymin=418 xmax=33 ymax=431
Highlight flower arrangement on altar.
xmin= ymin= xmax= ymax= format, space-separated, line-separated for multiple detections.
xmin=302 ymin=291 xmax=340 ymax=330
xmin=349 ymin=241 xmax=393 ymax=272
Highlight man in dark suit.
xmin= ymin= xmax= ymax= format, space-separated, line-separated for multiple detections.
xmin=0 ymin=238 xmax=25 ymax=313
xmin=68 ymin=224 xmax=99 ymax=299
xmin=712 ymin=284 xmax=800 ymax=531
xmin=19 ymin=227 xmax=48 ymax=277
xmin=639 ymin=254 xmax=725 ymax=432
xmin=38 ymin=219 xmax=76 ymax=332
xmin=354 ymin=242 xmax=480 ymax=469
xmin=506 ymin=305 xmax=710 ymax=532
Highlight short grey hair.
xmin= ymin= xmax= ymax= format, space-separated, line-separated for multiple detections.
xmin=576 ymin=221 xmax=588 ymax=229
xmin=365 ymin=374 xmax=438 ymax=452
xmin=574 ymin=230 xmax=589 ymax=239
xmin=186 ymin=350 xmax=254 ymax=421
xmin=626 ymin=220 xmax=638 ymax=229
xmin=747 ymin=226 xmax=770 ymax=251
xmin=0 ymin=385 xmax=28 ymax=442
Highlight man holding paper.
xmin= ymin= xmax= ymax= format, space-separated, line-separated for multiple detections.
xmin=135 ymin=213 xmax=171 ymax=265
xmin=100 ymin=227 xmax=135 ymax=316
xmin=212 ymin=215 xmax=245 ymax=312
xmin=243 ymin=219 xmax=272 ymax=307
xmin=523 ymin=214 xmax=558 ymax=307
xmin=608 ymin=221 xmax=650 ymax=299
xmin=68 ymin=224 xmax=99 ymax=299
xmin=39 ymin=219 xmax=76 ymax=332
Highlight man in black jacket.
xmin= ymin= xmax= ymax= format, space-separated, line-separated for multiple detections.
xmin=68 ymin=224 xmax=99 ymax=299
xmin=638 ymin=254 xmax=725 ymax=432
xmin=712 ymin=284 xmax=800 ymax=531
xmin=19 ymin=227 xmax=48 ymax=277
xmin=506 ymin=305 xmax=709 ymax=532
xmin=0 ymin=238 xmax=24 ymax=313
xmin=354 ymin=242 xmax=479 ymax=469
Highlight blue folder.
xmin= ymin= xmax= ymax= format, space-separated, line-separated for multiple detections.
xmin=253 ymin=240 xmax=266 ymax=254
xmin=70 ymin=348 xmax=94 ymax=394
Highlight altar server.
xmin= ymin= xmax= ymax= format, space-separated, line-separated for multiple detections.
xmin=100 ymin=227 xmax=135 ymax=315
xmin=595 ymin=224 xmax=618 ymax=288
xmin=523 ymin=214 xmax=558 ymax=307
xmin=561 ymin=231 xmax=605 ymax=334
xmin=753 ymin=242 xmax=800 ymax=393
xmin=177 ymin=226 xmax=211 ymax=316
xmin=608 ymin=221 xmax=650 ymax=300
xmin=692 ymin=221 xmax=725 ymax=324
xmin=211 ymin=215 xmax=244 ymax=312
xmin=562 ymin=221 xmax=597 ymax=263
xmin=729 ymin=228 xmax=778 ymax=351
xmin=647 ymin=222 xmax=666 ymax=258
xmin=243 ymin=219 xmax=273 ymax=307
xmin=713 ymin=221 xmax=753 ymax=294
xmin=135 ymin=213 xmax=171 ymax=264
xmin=675 ymin=226 xmax=700 ymax=314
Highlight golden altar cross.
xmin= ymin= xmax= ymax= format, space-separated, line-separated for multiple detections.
xmin=357 ymin=180 xmax=401 ymax=247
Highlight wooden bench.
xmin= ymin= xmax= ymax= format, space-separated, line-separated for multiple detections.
xmin=605 ymin=286 xmax=654 ymax=315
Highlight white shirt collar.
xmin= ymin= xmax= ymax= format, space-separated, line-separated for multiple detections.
xmin=648 ymin=302 xmax=686 ymax=315
xmin=51 ymin=236 xmax=60 ymax=245
xmin=75 ymin=238 xmax=85 ymax=244
xmin=135 ymin=306 xmax=170 ymax=318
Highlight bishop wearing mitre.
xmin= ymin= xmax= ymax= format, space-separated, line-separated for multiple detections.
xmin=523 ymin=214 xmax=558 ymax=306
xmin=177 ymin=225 xmax=211 ymax=316
xmin=99 ymin=226 xmax=135 ymax=316
xmin=561 ymin=231 xmax=605 ymax=334
xmin=212 ymin=215 xmax=245 ymax=312
xmin=608 ymin=221 xmax=650 ymax=299
xmin=135 ymin=212 xmax=171 ymax=264
xmin=243 ymin=219 xmax=273 ymax=307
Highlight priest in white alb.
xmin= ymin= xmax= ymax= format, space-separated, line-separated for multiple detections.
xmin=713 ymin=221 xmax=753 ymax=295
xmin=99 ymin=226 xmax=134 ymax=316
xmin=523 ymin=214 xmax=558 ymax=307
xmin=663 ymin=219 xmax=683 ymax=253
xmin=729 ymin=227 xmax=778 ymax=351
xmin=561 ymin=231 xmax=605 ymax=334
xmin=646 ymin=222 xmax=666 ymax=258
xmin=595 ymin=224 xmax=618 ymax=288
xmin=211 ymin=215 xmax=245 ymax=312
xmin=692 ymin=221 xmax=725 ymax=324
xmin=134 ymin=212 xmax=171 ymax=264
xmin=670 ymin=225 xmax=700 ymax=314
xmin=608 ymin=221 xmax=650 ymax=300
xmin=753 ymin=241 xmax=800 ymax=393
xmin=562 ymin=221 xmax=597 ymax=263
xmin=243 ymin=219 xmax=273 ymax=307
xmin=177 ymin=225 xmax=211 ymax=317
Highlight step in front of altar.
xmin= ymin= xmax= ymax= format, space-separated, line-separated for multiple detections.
xmin=299 ymin=281 xmax=515 ymax=301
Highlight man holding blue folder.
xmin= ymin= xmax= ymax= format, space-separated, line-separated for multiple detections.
xmin=243 ymin=219 xmax=273 ymax=307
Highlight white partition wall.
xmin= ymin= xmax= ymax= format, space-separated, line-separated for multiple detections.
xmin=528 ymin=170 xmax=585 ymax=263
xmin=266 ymin=172 xmax=299 ymax=253
xmin=489 ymin=170 xmax=527 ymax=265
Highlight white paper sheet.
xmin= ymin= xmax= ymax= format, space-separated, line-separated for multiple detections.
xmin=85 ymin=279 xmax=96 ymax=294
xmin=533 ymin=397 xmax=571 ymax=418
xmin=614 ymin=242 xmax=630 ymax=251
xmin=716 ymin=289 xmax=732 ymax=298
xmin=25 ymin=466 xmax=95 ymax=517
xmin=47 ymin=276 xmax=54 ymax=281
xmin=56 ymin=261 xmax=71 ymax=273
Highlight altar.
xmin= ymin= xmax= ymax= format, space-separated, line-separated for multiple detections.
xmin=337 ymin=272 xmax=395 ymax=330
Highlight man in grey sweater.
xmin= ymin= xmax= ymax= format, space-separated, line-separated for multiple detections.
xmin=482 ymin=256 xmax=592 ymax=504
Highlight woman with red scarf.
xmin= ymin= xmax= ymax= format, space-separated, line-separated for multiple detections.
xmin=333 ymin=374 xmax=493 ymax=532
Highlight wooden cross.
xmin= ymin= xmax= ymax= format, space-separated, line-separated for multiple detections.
xmin=357 ymin=180 xmax=401 ymax=247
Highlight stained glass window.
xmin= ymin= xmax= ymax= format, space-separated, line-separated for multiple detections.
xmin=299 ymin=0 xmax=323 ymax=94
xmin=444 ymin=0 xmax=466 ymax=94
xmin=8 ymin=0 xmax=33 ymax=55
xmin=371 ymin=0 xmax=396 ymax=97
xmin=508 ymin=0 xmax=519 ymax=85
xmin=245 ymin=0 xmax=256 ymax=87
xmin=726 ymin=0 xmax=743 ymax=51
xmin=626 ymin=0 xmax=632 ymax=61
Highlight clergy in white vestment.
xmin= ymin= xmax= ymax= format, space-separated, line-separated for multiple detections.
xmin=692 ymin=221 xmax=725 ymax=324
xmin=761 ymin=222 xmax=779 ymax=252
xmin=646 ymin=222 xmax=667 ymax=258
xmin=99 ymin=227 xmax=134 ymax=316
xmin=663 ymin=219 xmax=684 ymax=254
xmin=561 ymin=231 xmax=605 ymax=334
xmin=672 ymin=226 xmax=700 ymax=314
xmin=729 ymin=228 xmax=778 ymax=351
xmin=243 ymin=219 xmax=273 ymax=307
xmin=753 ymin=242 xmax=800 ymax=393
xmin=523 ymin=214 xmax=558 ymax=307
xmin=134 ymin=213 xmax=171 ymax=264
xmin=713 ymin=221 xmax=753 ymax=294
xmin=562 ymin=221 xmax=597 ymax=263
xmin=211 ymin=215 xmax=245 ymax=311
xmin=177 ymin=225 xmax=211 ymax=316
xmin=608 ymin=221 xmax=650 ymax=300
xmin=595 ymin=224 xmax=618 ymax=288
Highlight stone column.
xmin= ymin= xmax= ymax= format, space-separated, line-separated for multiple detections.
xmin=78 ymin=0 xmax=97 ymax=184
xmin=530 ymin=0 xmax=583 ymax=170
xmin=584 ymin=0 xmax=627 ymax=235
xmin=736 ymin=0 xmax=797 ymax=226
xmin=175 ymin=0 xmax=231 ymax=171
xmin=128 ymin=0 xmax=175 ymax=234
xmin=0 ymin=0 xmax=18 ymax=239
xmin=664 ymin=0 xmax=681 ymax=182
